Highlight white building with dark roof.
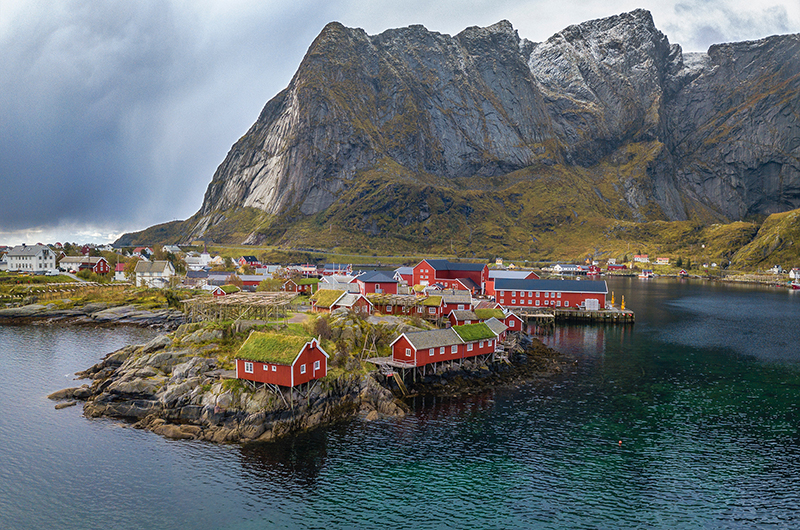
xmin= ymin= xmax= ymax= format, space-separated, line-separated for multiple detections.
xmin=6 ymin=244 xmax=56 ymax=272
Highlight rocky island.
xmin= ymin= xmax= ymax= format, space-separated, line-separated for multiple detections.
xmin=48 ymin=309 xmax=565 ymax=444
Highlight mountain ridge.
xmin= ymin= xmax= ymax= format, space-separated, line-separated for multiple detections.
xmin=117 ymin=9 xmax=800 ymax=266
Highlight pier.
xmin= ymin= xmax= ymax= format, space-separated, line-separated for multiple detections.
xmin=518 ymin=307 xmax=634 ymax=324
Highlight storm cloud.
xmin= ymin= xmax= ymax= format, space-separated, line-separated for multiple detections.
xmin=1 ymin=0 xmax=798 ymax=244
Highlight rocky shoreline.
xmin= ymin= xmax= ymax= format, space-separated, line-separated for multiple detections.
xmin=0 ymin=302 xmax=186 ymax=329
xmin=48 ymin=323 xmax=566 ymax=444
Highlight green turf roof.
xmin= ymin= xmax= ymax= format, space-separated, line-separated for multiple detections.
xmin=421 ymin=295 xmax=442 ymax=307
xmin=310 ymin=289 xmax=345 ymax=308
xmin=474 ymin=308 xmax=504 ymax=320
xmin=296 ymin=278 xmax=320 ymax=285
xmin=237 ymin=332 xmax=310 ymax=364
xmin=220 ymin=284 xmax=241 ymax=294
xmin=452 ymin=322 xmax=496 ymax=342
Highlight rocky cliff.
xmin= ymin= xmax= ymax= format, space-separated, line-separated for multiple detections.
xmin=122 ymin=10 xmax=800 ymax=255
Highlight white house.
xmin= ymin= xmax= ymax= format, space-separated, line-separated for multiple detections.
xmin=134 ymin=260 xmax=176 ymax=288
xmin=6 ymin=244 xmax=56 ymax=272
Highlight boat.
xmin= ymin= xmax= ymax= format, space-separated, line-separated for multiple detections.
xmin=638 ymin=269 xmax=654 ymax=279
xmin=791 ymin=281 xmax=800 ymax=290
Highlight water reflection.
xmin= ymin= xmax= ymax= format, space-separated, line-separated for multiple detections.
xmin=239 ymin=429 xmax=328 ymax=487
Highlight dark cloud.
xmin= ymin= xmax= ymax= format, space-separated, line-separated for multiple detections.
xmin=1 ymin=1 xmax=797 ymax=244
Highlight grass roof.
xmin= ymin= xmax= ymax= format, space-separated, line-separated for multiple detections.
xmin=421 ymin=295 xmax=442 ymax=307
xmin=237 ymin=332 xmax=310 ymax=364
xmin=474 ymin=308 xmax=504 ymax=320
xmin=296 ymin=278 xmax=320 ymax=285
xmin=310 ymin=289 xmax=345 ymax=308
xmin=452 ymin=322 xmax=496 ymax=342
xmin=220 ymin=284 xmax=241 ymax=294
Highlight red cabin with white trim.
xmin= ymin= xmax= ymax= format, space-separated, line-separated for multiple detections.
xmin=236 ymin=336 xmax=328 ymax=387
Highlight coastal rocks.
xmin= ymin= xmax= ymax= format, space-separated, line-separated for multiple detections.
xmin=53 ymin=327 xmax=408 ymax=445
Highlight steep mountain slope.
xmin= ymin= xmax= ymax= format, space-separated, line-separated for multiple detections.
xmin=118 ymin=10 xmax=800 ymax=262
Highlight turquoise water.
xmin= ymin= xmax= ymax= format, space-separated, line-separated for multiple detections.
xmin=1 ymin=278 xmax=799 ymax=529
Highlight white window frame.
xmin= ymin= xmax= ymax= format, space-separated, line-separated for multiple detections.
xmin=429 ymin=348 xmax=434 ymax=356
xmin=440 ymin=347 xmax=445 ymax=355
xmin=429 ymin=307 xmax=436 ymax=314
xmin=300 ymin=364 xmax=306 ymax=374
xmin=386 ymin=305 xmax=392 ymax=313
xmin=244 ymin=362 xmax=253 ymax=374
xmin=451 ymin=345 xmax=458 ymax=354
xmin=314 ymin=360 xmax=321 ymax=370
xmin=405 ymin=348 xmax=412 ymax=358
xmin=263 ymin=365 xmax=269 ymax=371
xmin=467 ymin=343 xmax=473 ymax=351
xmin=557 ymin=292 xmax=562 ymax=298
xmin=272 ymin=365 xmax=277 ymax=372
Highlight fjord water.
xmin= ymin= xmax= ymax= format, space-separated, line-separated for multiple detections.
xmin=1 ymin=279 xmax=799 ymax=529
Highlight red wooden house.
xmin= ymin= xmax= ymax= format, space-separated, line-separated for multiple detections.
xmin=58 ymin=256 xmax=110 ymax=274
xmin=474 ymin=306 xmax=523 ymax=333
xmin=389 ymin=323 xmax=499 ymax=368
xmin=238 ymin=255 xmax=260 ymax=268
xmin=283 ymin=278 xmax=319 ymax=294
xmin=494 ymin=279 xmax=608 ymax=309
xmin=448 ymin=309 xmax=479 ymax=327
xmin=412 ymin=259 xmax=489 ymax=294
xmin=440 ymin=290 xmax=473 ymax=315
xmin=310 ymin=290 xmax=373 ymax=315
xmin=236 ymin=333 xmax=328 ymax=387
xmin=607 ymin=264 xmax=628 ymax=271
xmin=355 ymin=271 xmax=398 ymax=295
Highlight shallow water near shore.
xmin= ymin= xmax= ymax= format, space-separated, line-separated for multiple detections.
xmin=1 ymin=278 xmax=799 ymax=529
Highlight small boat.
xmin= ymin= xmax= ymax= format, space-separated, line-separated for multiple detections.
xmin=791 ymin=281 xmax=800 ymax=290
xmin=638 ymin=269 xmax=654 ymax=279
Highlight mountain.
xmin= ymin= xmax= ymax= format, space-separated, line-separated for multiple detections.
xmin=117 ymin=10 xmax=800 ymax=262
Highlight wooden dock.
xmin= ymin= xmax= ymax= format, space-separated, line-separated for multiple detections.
xmin=517 ymin=307 xmax=634 ymax=324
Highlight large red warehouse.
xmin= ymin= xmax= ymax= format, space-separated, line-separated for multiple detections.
xmin=412 ymin=259 xmax=488 ymax=294
xmin=236 ymin=332 xmax=329 ymax=387
xmin=493 ymin=279 xmax=608 ymax=309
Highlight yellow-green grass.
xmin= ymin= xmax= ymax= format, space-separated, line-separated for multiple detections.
xmin=237 ymin=332 xmax=310 ymax=364
xmin=310 ymin=289 xmax=345 ymax=308
xmin=452 ymin=323 xmax=496 ymax=342
xmin=474 ymin=308 xmax=504 ymax=320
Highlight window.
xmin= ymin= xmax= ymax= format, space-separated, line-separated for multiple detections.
xmin=512 ymin=299 xmax=516 ymax=305
xmin=314 ymin=360 xmax=320 ymax=370
xmin=429 ymin=307 xmax=436 ymax=314
xmin=545 ymin=292 xmax=549 ymax=298
xmin=386 ymin=305 xmax=392 ymax=313
xmin=272 ymin=365 xmax=277 ymax=372
xmin=467 ymin=343 xmax=473 ymax=351
xmin=451 ymin=345 xmax=458 ymax=354
xmin=405 ymin=348 xmax=411 ymax=358
xmin=557 ymin=292 xmax=562 ymax=298
xmin=564 ymin=301 xmax=569 ymax=307
xmin=557 ymin=301 xmax=561 ymax=307
xmin=458 ymin=304 xmax=464 ymax=310
xmin=263 ymin=365 xmax=269 ymax=370
xmin=244 ymin=362 xmax=253 ymax=373
xmin=479 ymin=340 xmax=484 ymax=348
xmin=429 ymin=348 xmax=434 ymax=356
xmin=512 ymin=291 xmax=516 ymax=297
xmin=440 ymin=347 xmax=445 ymax=355
xmin=300 ymin=364 xmax=307 ymax=374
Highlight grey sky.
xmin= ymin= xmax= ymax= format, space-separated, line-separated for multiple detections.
xmin=1 ymin=0 xmax=798 ymax=245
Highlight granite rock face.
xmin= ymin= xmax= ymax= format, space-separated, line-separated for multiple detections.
xmin=188 ymin=9 xmax=800 ymax=239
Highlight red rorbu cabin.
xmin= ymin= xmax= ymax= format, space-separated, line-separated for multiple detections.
xmin=412 ymin=259 xmax=489 ymax=294
xmin=236 ymin=332 xmax=328 ymax=387
xmin=389 ymin=323 xmax=500 ymax=368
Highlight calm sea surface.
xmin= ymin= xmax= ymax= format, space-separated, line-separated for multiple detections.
xmin=1 ymin=278 xmax=799 ymax=529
